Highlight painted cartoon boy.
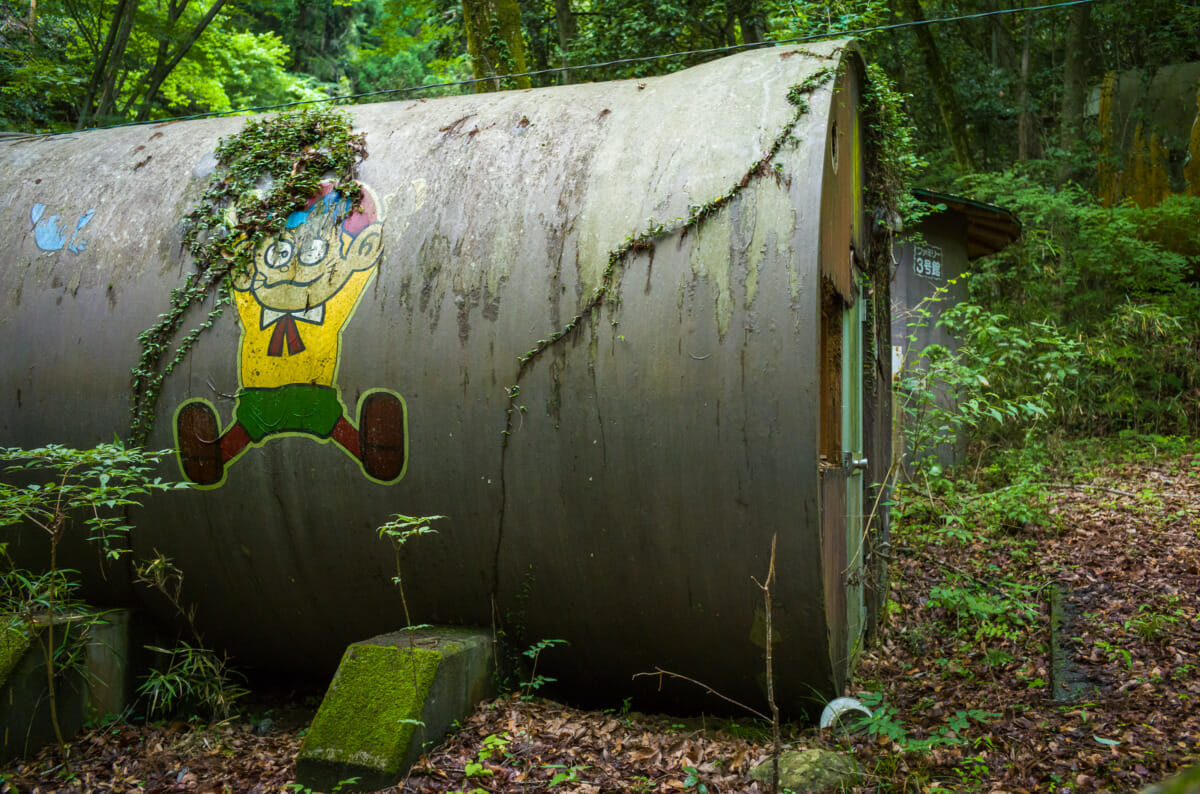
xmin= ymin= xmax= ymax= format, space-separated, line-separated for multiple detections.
xmin=175 ymin=183 xmax=406 ymax=487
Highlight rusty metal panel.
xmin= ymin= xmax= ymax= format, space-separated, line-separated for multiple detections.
xmin=821 ymin=465 xmax=848 ymax=685
xmin=818 ymin=65 xmax=864 ymax=304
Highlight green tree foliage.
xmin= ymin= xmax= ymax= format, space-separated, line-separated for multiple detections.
xmin=233 ymin=0 xmax=470 ymax=99
xmin=950 ymin=169 xmax=1200 ymax=435
xmin=0 ymin=1 xmax=84 ymax=130
xmin=870 ymin=0 xmax=1200 ymax=179
xmin=0 ymin=0 xmax=320 ymax=131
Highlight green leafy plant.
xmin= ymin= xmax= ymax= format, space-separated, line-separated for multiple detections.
xmin=520 ymin=638 xmax=568 ymax=696
xmin=1124 ymin=597 xmax=1183 ymax=644
xmin=0 ymin=443 xmax=183 ymax=761
xmin=1094 ymin=638 xmax=1133 ymax=671
xmin=460 ymin=731 xmax=511 ymax=780
xmin=681 ymin=764 xmax=709 ymax=793
xmin=133 ymin=554 xmax=247 ymax=719
xmin=928 ymin=579 xmax=1038 ymax=635
xmin=899 ymin=298 xmax=1078 ymax=475
xmin=546 ymin=763 xmax=590 ymax=786
xmin=370 ymin=513 xmax=444 ymax=743
xmin=861 ymin=60 xmax=930 ymax=231
xmin=854 ymin=692 xmax=997 ymax=753
xmin=376 ymin=513 xmax=445 ymax=633
xmin=952 ymin=169 xmax=1200 ymax=436
xmin=137 ymin=641 xmax=246 ymax=720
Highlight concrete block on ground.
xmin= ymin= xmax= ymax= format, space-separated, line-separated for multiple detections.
xmin=1 ymin=609 xmax=139 ymax=762
xmin=295 ymin=626 xmax=495 ymax=792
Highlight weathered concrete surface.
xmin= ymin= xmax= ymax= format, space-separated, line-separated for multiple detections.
xmin=295 ymin=627 xmax=494 ymax=791
xmin=1 ymin=610 xmax=138 ymax=761
xmin=750 ymin=748 xmax=861 ymax=792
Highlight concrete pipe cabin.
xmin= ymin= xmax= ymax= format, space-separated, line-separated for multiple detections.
xmin=892 ymin=189 xmax=1020 ymax=472
xmin=0 ymin=39 xmax=893 ymax=717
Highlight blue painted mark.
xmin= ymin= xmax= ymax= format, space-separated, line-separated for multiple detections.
xmin=31 ymin=203 xmax=95 ymax=254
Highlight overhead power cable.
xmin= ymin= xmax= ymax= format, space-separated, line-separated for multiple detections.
xmin=37 ymin=0 xmax=1102 ymax=136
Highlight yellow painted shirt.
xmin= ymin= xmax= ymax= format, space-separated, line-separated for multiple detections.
xmin=235 ymin=268 xmax=375 ymax=389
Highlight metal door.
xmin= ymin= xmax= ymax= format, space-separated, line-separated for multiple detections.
xmin=842 ymin=283 xmax=866 ymax=663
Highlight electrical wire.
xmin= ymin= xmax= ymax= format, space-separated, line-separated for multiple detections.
xmin=32 ymin=0 xmax=1103 ymax=137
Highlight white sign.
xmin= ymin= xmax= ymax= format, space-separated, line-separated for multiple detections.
xmin=913 ymin=244 xmax=943 ymax=280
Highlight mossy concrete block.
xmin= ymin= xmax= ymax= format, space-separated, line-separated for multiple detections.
xmin=751 ymin=748 xmax=861 ymax=793
xmin=295 ymin=627 xmax=494 ymax=792
xmin=1141 ymin=761 xmax=1200 ymax=794
xmin=0 ymin=622 xmax=31 ymax=686
xmin=1 ymin=610 xmax=139 ymax=762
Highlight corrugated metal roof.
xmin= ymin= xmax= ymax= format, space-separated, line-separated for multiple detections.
xmin=913 ymin=188 xmax=1021 ymax=260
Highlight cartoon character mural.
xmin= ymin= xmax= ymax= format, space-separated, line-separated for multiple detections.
xmin=174 ymin=182 xmax=406 ymax=487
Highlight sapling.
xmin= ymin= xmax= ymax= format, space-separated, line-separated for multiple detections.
xmin=0 ymin=443 xmax=182 ymax=764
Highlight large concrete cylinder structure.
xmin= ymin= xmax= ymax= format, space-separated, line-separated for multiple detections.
xmin=0 ymin=40 xmax=892 ymax=715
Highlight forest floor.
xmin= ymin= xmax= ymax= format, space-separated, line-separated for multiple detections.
xmin=2 ymin=438 xmax=1198 ymax=793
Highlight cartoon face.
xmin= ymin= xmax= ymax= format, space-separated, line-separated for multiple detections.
xmin=238 ymin=190 xmax=382 ymax=313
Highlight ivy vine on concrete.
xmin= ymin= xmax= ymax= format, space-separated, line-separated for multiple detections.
xmin=500 ymin=61 xmax=839 ymax=442
xmin=129 ymin=106 xmax=368 ymax=445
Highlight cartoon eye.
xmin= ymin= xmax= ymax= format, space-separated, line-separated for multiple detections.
xmin=265 ymin=240 xmax=294 ymax=269
xmin=298 ymin=238 xmax=328 ymax=265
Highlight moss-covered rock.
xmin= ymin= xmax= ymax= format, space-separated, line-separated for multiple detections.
xmin=751 ymin=748 xmax=861 ymax=793
xmin=296 ymin=627 xmax=494 ymax=792
xmin=1141 ymin=761 xmax=1200 ymax=794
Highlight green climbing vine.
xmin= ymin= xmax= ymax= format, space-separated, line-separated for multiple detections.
xmin=486 ymin=21 xmax=519 ymax=90
xmin=129 ymin=106 xmax=368 ymax=446
xmin=861 ymin=61 xmax=927 ymax=235
xmin=500 ymin=58 xmax=840 ymax=441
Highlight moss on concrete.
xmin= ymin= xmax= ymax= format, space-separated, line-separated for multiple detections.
xmin=751 ymin=748 xmax=860 ymax=792
xmin=298 ymin=643 xmax=441 ymax=782
xmin=1142 ymin=761 xmax=1200 ymax=794
xmin=0 ymin=622 xmax=32 ymax=689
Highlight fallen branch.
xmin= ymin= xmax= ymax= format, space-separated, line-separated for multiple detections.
xmin=631 ymin=668 xmax=770 ymax=723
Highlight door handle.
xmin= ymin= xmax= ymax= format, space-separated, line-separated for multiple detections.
xmin=841 ymin=453 xmax=869 ymax=471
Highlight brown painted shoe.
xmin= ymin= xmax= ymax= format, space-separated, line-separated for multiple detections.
xmin=359 ymin=391 xmax=406 ymax=483
xmin=176 ymin=400 xmax=224 ymax=486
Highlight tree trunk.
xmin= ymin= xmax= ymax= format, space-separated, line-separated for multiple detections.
xmin=896 ymin=0 xmax=976 ymax=172
xmin=462 ymin=0 xmax=531 ymax=92
xmin=1059 ymin=4 xmax=1090 ymax=155
xmin=553 ymin=0 xmax=576 ymax=84
xmin=77 ymin=0 xmax=138 ymax=129
xmin=1017 ymin=11 xmax=1038 ymax=161
xmin=132 ymin=0 xmax=228 ymax=121
xmin=731 ymin=0 xmax=765 ymax=45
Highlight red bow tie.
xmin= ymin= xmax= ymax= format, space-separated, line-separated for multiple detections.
xmin=267 ymin=315 xmax=306 ymax=357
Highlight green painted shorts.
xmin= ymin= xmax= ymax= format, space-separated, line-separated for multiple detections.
xmin=235 ymin=384 xmax=345 ymax=441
